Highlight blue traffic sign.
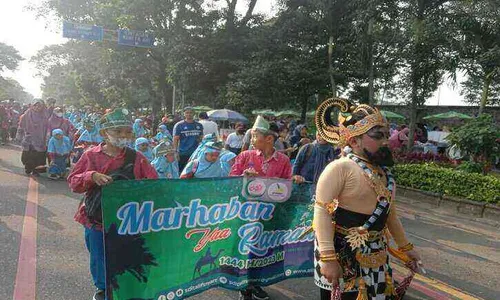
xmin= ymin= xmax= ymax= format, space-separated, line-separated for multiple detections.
xmin=118 ymin=29 xmax=154 ymax=48
xmin=63 ymin=21 xmax=103 ymax=41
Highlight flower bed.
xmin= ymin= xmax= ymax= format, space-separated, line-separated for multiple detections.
xmin=392 ymin=163 xmax=500 ymax=204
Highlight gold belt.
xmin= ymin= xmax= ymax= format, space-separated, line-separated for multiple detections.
xmin=335 ymin=225 xmax=386 ymax=242
xmin=355 ymin=250 xmax=387 ymax=268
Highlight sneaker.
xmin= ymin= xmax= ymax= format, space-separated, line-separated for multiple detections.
xmin=251 ymin=286 xmax=269 ymax=300
xmin=93 ymin=289 xmax=105 ymax=300
xmin=48 ymin=174 xmax=59 ymax=180
xmin=239 ymin=289 xmax=253 ymax=300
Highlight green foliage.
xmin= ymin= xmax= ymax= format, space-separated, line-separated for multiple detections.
xmin=446 ymin=114 xmax=500 ymax=163
xmin=0 ymin=42 xmax=23 ymax=72
xmin=393 ymin=163 xmax=500 ymax=203
xmin=455 ymin=161 xmax=484 ymax=174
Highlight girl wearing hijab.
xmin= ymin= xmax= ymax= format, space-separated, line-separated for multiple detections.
xmin=188 ymin=133 xmax=217 ymax=161
xmin=135 ymin=137 xmax=153 ymax=162
xmin=47 ymin=128 xmax=73 ymax=179
xmin=77 ymin=119 xmax=104 ymax=146
xmin=151 ymin=142 xmax=179 ymax=179
xmin=219 ymin=151 xmax=237 ymax=177
xmin=154 ymin=124 xmax=173 ymax=143
xmin=47 ymin=107 xmax=75 ymax=140
xmin=133 ymin=118 xmax=146 ymax=138
xmin=180 ymin=141 xmax=224 ymax=179
xmin=18 ymin=99 xmax=50 ymax=175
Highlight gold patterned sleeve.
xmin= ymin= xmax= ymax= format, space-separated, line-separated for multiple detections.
xmin=313 ymin=160 xmax=346 ymax=252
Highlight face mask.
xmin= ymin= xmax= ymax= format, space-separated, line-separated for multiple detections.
xmin=55 ymin=112 xmax=63 ymax=118
xmin=363 ymin=146 xmax=394 ymax=167
xmin=107 ymin=136 xmax=132 ymax=148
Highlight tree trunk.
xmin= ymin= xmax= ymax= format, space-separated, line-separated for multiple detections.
xmin=301 ymin=96 xmax=308 ymax=124
xmin=328 ymin=35 xmax=337 ymax=97
xmin=367 ymin=18 xmax=375 ymax=105
xmin=478 ymin=72 xmax=491 ymax=116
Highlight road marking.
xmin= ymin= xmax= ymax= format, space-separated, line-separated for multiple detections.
xmin=13 ymin=177 xmax=38 ymax=300
xmin=392 ymin=264 xmax=482 ymax=300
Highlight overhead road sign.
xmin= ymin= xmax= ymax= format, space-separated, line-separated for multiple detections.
xmin=118 ymin=29 xmax=155 ymax=48
xmin=62 ymin=21 xmax=103 ymax=41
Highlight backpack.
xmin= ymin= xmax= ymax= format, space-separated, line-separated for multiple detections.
xmin=84 ymin=148 xmax=136 ymax=224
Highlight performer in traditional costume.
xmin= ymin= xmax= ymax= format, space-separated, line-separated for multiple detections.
xmin=313 ymin=98 xmax=423 ymax=300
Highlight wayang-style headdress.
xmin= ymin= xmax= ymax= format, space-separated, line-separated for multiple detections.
xmin=315 ymin=98 xmax=388 ymax=146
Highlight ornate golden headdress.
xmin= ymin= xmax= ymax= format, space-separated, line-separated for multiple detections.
xmin=315 ymin=98 xmax=388 ymax=146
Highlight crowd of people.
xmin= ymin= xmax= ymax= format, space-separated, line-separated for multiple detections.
xmin=1 ymin=97 xmax=424 ymax=300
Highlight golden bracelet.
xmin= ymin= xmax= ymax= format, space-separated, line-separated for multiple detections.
xmin=319 ymin=253 xmax=339 ymax=262
xmin=398 ymin=242 xmax=414 ymax=252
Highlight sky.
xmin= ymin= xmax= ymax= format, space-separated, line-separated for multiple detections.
xmin=0 ymin=0 xmax=467 ymax=106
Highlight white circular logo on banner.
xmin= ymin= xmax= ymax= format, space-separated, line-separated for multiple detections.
xmin=247 ymin=179 xmax=266 ymax=197
xmin=285 ymin=269 xmax=292 ymax=276
xmin=268 ymin=182 xmax=288 ymax=201
xmin=166 ymin=292 xmax=175 ymax=300
xmin=158 ymin=295 xmax=167 ymax=300
xmin=219 ymin=276 xmax=228 ymax=284
xmin=176 ymin=289 xmax=184 ymax=297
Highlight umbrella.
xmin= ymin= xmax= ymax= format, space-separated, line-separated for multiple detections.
xmin=381 ymin=110 xmax=406 ymax=120
xmin=207 ymin=109 xmax=249 ymax=123
xmin=252 ymin=109 xmax=276 ymax=116
xmin=423 ymin=111 xmax=473 ymax=120
xmin=275 ymin=110 xmax=301 ymax=117
xmin=192 ymin=105 xmax=213 ymax=112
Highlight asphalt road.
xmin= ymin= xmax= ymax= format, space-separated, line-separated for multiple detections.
xmin=1 ymin=144 xmax=498 ymax=300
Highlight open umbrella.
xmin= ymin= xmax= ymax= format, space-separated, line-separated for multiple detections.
xmin=207 ymin=109 xmax=249 ymax=123
xmin=192 ymin=105 xmax=213 ymax=112
xmin=423 ymin=111 xmax=473 ymax=120
xmin=381 ymin=110 xmax=406 ymax=120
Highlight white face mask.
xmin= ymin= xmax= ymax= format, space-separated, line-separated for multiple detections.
xmin=107 ymin=136 xmax=132 ymax=148
xmin=55 ymin=112 xmax=63 ymax=118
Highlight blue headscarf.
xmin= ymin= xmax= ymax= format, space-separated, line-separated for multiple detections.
xmin=182 ymin=141 xmax=223 ymax=178
xmin=155 ymin=124 xmax=173 ymax=143
xmin=189 ymin=133 xmax=217 ymax=161
xmin=135 ymin=137 xmax=153 ymax=162
xmin=219 ymin=151 xmax=237 ymax=177
xmin=151 ymin=142 xmax=179 ymax=179
xmin=77 ymin=120 xmax=103 ymax=144
xmin=133 ymin=118 xmax=146 ymax=138
xmin=48 ymin=129 xmax=73 ymax=155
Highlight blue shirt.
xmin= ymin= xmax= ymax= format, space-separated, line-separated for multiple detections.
xmin=173 ymin=120 xmax=203 ymax=155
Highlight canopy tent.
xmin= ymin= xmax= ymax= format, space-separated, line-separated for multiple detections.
xmin=423 ymin=111 xmax=473 ymax=120
xmin=192 ymin=105 xmax=213 ymax=112
xmin=275 ymin=110 xmax=301 ymax=117
xmin=380 ymin=110 xmax=406 ymax=120
xmin=207 ymin=109 xmax=249 ymax=123
xmin=251 ymin=109 xmax=276 ymax=116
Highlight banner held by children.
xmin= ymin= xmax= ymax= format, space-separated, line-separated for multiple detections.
xmin=101 ymin=177 xmax=315 ymax=300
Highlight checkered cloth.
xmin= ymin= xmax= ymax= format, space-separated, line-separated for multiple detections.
xmin=314 ymin=238 xmax=395 ymax=300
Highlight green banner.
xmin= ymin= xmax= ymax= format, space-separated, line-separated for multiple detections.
xmin=101 ymin=177 xmax=315 ymax=300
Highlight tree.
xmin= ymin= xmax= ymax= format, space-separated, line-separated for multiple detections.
xmin=0 ymin=78 xmax=34 ymax=103
xmin=450 ymin=0 xmax=500 ymax=111
xmin=397 ymin=0 xmax=457 ymax=150
xmin=0 ymin=42 xmax=23 ymax=72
